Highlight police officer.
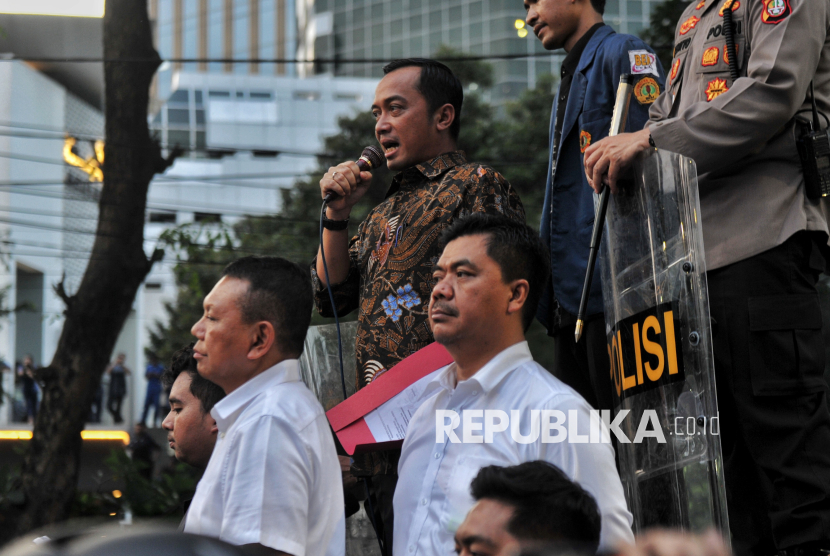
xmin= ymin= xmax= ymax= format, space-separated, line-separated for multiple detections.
xmin=584 ymin=2 xmax=830 ymax=555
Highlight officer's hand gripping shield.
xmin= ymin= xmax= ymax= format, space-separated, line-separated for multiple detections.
xmin=599 ymin=149 xmax=729 ymax=534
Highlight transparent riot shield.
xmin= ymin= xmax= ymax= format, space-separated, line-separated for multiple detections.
xmin=599 ymin=149 xmax=729 ymax=535
xmin=299 ymin=322 xmax=358 ymax=411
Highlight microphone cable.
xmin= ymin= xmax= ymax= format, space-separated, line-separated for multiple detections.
xmin=319 ymin=199 xmax=388 ymax=556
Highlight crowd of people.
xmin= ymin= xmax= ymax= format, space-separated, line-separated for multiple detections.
xmin=20 ymin=0 xmax=830 ymax=555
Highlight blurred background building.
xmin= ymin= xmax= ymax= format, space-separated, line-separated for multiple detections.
xmin=302 ymin=0 xmax=658 ymax=103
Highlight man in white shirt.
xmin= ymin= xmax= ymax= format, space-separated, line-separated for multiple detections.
xmin=393 ymin=214 xmax=633 ymax=556
xmin=184 ymin=256 xmax=345 ymax=556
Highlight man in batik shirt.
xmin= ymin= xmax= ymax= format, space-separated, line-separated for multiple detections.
xmin=312 ymin=58 xmax=524 ymax=551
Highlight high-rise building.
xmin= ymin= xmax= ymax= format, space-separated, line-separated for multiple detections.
xmin=149 ymin=0 xmax=299 ymax=102
xmin=305 ymin=0 xmax=657 ymax=103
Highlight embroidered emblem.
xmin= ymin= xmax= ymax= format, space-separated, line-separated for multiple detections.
xmin=634 ymin=77 xmax=661 ymax=105
xmin=579 ymin=131 xmax=592 ymax=153
xmin=696 ymin=0 xmax=706 ymax=8
xmin=719 ymin=0 xmax=740 ymax=16
xmin=705 ymin=77 xmax=729 ymax=101
xmin=702 ymin=47 xmax=720 ymax=67
xmin=723 ymin=43 xmax=739 ymax=64
xmin=680 ymin=16 xmax=700 ymax=35
xmin=670 ymin=58 xmax=681 ymax=83
xmin=762 ymin=0 xmax=790 ymax=24
xmin=629 ymin=50 xmax=659 ymax=76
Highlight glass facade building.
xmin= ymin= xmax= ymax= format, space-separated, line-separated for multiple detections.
xmin=150 ymin=0 xmax=298 ymax=77
xmin=308 ymin=0 xmax=657 ymax=103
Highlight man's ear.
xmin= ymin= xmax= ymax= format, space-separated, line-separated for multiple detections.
xmin=210 ymin=419 xmax=219 ymax=434
xmin=247 ymin=321 xmax=277 ymax=360
xmin=434 ymin=103 xmax=456 ymax=133
xmin=506 ymin=280 xmax=530 ymax=317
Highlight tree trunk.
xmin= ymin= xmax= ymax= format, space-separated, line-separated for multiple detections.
xmin=12 ymin=0 xmax=174 ymax=537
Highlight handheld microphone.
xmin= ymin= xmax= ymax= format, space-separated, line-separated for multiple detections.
xmin=323 ymin=145 xmax=385 ymax=204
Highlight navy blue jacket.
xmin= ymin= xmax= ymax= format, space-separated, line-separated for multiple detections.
xmin=537 ymin=25 xmax=665 ymax=331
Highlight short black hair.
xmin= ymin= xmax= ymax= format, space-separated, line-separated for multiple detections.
xmin=221 ymin=256 xmax=312 ymax=357
xmin=161 ymin=344 xmax=225 ymax=414
xmin=591 ymin=0 xmax=606 ymax=15
xmin=382 ymin=58 xmax=463 ymax=140
xmin=471 ymin=461 xmax=601 ymax=552
xmin=439 ymin=214 xmax=550 ymax=331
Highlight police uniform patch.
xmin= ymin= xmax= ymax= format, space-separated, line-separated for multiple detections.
xmin=634 ymin=77 xmax=661 ymax=105
xmin=719 ymin=0 xmax=740 ymax=16
xmin=629 ymin=50 xmax=659 ymax=76
xmin=702 ymin=47 xmax=720 ymax=67
xmin=705 ymin=77 xmax=729 ymax=101
xmin=680 ymin=16 xmax=700 ymax=35
xmin=696 ymin=0 xmax=706 ymax=9
xmin=762 ymin=0 xmax=791 ymax=24
xmin=670 ymin=58 xmax=681 ymax=83
xmin=723 ymin=43 xmax=739 ymax=65
xmin=580 ymin=131 xmax=592 ymax=153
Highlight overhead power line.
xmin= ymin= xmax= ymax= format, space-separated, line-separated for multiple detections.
xmin=0 ymin=52 xmax=556 ymax=64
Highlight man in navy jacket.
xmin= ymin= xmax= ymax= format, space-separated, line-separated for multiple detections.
xmin=527 ymin=0 xmax=664 ymax=411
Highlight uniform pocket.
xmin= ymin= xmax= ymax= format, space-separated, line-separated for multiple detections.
xmin=748 ymin=294 xmax=826 ymax=396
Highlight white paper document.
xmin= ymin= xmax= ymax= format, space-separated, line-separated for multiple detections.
xmin=363 ymin=370 xmax=441 ymax=443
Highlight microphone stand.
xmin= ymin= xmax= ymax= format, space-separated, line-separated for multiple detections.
xmin=575 ymin=74 xmax=634 ymax=343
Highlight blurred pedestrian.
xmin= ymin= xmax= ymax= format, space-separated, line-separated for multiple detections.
xmin=106 ymin=353 xmax=131 ymax=424
xmin=17 ymin=355 xmax=39 ymax=424
xmin=128 ymin=422 xmax=160 ymax=481
xmin=140 ymin=353 xmax=164 ymax=427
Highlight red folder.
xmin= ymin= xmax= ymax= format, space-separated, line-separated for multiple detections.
xmin=326 ymin=342 xmax=454 ymax=454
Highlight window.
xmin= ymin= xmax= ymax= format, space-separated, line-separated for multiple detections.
xmin=167 ymin=108 xmax=190 ymax=124
xmin=145 ymin=282 xmax=163 ymax=290
xmin=169 ymin=89 xmax=189 ymax=103
xmin=335 ymin=93 xmax=362 ymax=101
xmin=194 ymin=90 xmax=203 ymax=105
xmin=148 ymin=212 xmax=176 ymax=223
xmin=236 ymin=91 xmax=245 ymax=98
xmin=194 ymin=212 xmax=222 ymax=223
xmin=250 ymin=91 xmax=273 ymax=100
xmin=208 ymin=90 xmax=231 ymax=98
xmin=167 ymin=130 xmax=190 ymax=147
xmin=195 ymin=110 xmax=205 ymax=124
xmin=293 ymin=91 xmax=321 ymax=101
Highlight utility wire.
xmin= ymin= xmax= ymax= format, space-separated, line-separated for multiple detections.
xmin=0 ymin=52 xmax=557 ymax=64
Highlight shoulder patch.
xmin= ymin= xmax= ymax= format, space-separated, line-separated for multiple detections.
xmin=702 ymin=47 xmax=720 ymax=67
xmin=580 ymin=131 xmax=592 ymax=154
xmin=719 ymin=0 xmax=740 ymax=16
xmin=670 ymin=58 xmax=681 ymax=83
xmin=705 ymin=78 xmax=729 ymax=101
xmin=680 ymin=16 xmax=700 ymax=35
xmin=634 ymin=77 xmax=661 ymax=105
xmin=762 ymin=0 xmax=791 ymax=24
xmin=629 ymin=50 xmax=659 ymax=76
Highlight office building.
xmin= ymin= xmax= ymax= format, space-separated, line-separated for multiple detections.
xmin=304 ymin=0 xmax=657 ymax=102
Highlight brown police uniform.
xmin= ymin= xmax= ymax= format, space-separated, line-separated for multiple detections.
xmin=646 ymin=1 xmax=830 ymax=555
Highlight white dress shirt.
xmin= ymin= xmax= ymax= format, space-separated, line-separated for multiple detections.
xmin=393 ymin=342 xmax=634 ymax=556
xmin=184 ymin=359 xmax=345 ymax=556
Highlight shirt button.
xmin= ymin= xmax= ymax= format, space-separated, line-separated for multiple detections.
xmin=434 ymin=453 xmax=440 ymax=459
xmin=421 ymin=498 xmax=428 ymax=506
xmin=409 ymin=546 xmax=415 ymax=553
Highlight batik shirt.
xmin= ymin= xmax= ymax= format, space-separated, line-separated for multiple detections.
xmin=312 ymin=151 xmax=525 ymax=391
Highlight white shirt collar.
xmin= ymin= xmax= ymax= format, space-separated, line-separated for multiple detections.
xmin=430 ymin=341 xmax=533 ymax=394
xmin=210 ymin=359 xmax=301 ymax=432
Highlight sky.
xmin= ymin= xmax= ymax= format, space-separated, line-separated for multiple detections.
xmin=0 ymin=0 xmax=104 ymax=18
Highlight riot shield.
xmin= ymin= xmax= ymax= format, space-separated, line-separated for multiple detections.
xmin=298 ymin=322 xmax=358 ymax=411
xmin=599 ymin=149 xmax=729 ymax=535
